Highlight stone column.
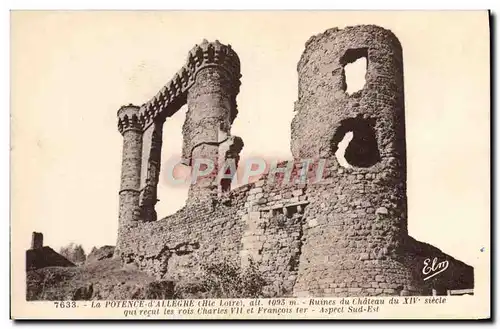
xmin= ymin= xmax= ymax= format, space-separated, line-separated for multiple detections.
xmin=116 ymin=104 xmax=143 ymax=252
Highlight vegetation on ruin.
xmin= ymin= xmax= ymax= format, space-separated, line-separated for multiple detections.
xmin=173 ymin=259 xmax=267 ymax=299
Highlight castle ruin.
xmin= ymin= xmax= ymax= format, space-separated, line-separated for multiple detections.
xmin=114 ymin=25 xmax=473 ymax=297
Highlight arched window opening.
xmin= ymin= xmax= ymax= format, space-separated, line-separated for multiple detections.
xmin=332 ymin=117 xmax=380 ymax=168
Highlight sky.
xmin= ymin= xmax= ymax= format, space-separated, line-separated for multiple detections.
xmin=11 ymin=11 xmax=489 ymax=270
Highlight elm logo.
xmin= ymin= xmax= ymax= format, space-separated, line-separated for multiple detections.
xmin=422 ymin=257 xmax=449 ymax=281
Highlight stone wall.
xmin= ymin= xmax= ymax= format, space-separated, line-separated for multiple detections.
xmin=117 ymin=185 xmax=247 ymax=281
xmin=118 ymin=160 xmax=473 ymax=297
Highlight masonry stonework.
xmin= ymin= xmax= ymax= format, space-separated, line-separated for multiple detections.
xmin=291 ymin=25 xmax=412 ymax=296
xmin=114 ymin=25 xmax=474 ymax=297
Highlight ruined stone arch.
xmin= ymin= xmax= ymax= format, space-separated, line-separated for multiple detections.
xmin=116 ymin=40 xmax=244 ymax=237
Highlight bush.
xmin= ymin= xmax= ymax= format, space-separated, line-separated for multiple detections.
xmin=174 ymin=259 xmax=267 ymax=299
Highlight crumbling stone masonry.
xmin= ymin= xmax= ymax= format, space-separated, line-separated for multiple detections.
xmin=31 ymin=232 xmax=43 ymax=250
xmin=115 ymin=25 xmax=473 ymax=297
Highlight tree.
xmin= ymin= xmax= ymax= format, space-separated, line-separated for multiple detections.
xmin=59 ymin=243 xmax=86 ymax=265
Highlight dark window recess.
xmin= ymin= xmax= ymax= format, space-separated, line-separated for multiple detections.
xmin=332 ymin=117 xmax=380 ymax=168
xmin=220 ymin=178 xmax=232 ymax=193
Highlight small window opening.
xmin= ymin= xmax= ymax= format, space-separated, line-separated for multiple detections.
xmin=220 ymin=166 xmax=233 ymax=193
xmin=332 ymin=117 xmax=380 ymax=168
xmin=340 ymin=48 xmax=368 ymax=95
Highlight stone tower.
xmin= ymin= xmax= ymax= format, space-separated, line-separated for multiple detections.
xmin=30 ymin=232 xmax=43 ymax=249
xmin=181 ymin=40 xmax=242 ymax=203
xmin=291 ymin=25 xmax=416 ymax=296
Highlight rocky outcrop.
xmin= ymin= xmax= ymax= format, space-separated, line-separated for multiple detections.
xmin=86 ymin=246 xmax=115 ymax=264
